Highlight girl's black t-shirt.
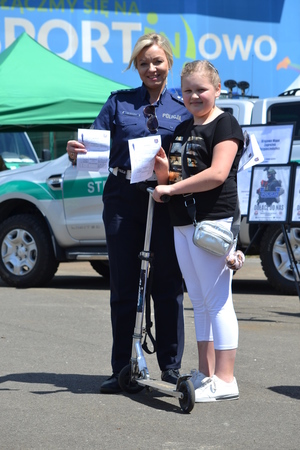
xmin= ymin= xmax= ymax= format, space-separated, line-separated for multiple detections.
xmin=168 ymin=112 xmax=244 ymax=226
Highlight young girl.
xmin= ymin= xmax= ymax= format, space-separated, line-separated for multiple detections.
xmin=153 ymin=60 xmax=244 ymax=402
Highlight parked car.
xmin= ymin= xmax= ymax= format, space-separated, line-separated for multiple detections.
xmin=217 ymin=94 xmax=300 ymax=295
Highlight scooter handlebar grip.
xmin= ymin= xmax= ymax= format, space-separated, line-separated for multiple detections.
xmin=160 ymin=194 xmax=170 ymax=203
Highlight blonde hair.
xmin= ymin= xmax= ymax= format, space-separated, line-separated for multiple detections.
xmin=125 ymin=33 xmax=173 ymax=71
xmin=181 ymin=60 xmax=221 ymax=89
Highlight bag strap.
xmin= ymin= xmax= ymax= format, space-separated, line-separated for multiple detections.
xmin=180 ymin=119 xmax=194 ymax=180
xmin=142 ymin=260 xmax=157 ymax=355
xmin=184 ymin=194 xmax=240 ymax=238
xmin=179 ymin=122 xmax=241 ymax=237
xmin=231 ymin=199 xmax=241 ymax=238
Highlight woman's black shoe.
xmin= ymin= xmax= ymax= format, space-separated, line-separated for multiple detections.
xmin=161 ymin=369 xmax=180 ymax=385
xmin=100 ymin=374 xmax=122 ymax=393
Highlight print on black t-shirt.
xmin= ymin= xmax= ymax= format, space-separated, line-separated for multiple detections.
xmin=169 ymin=135 xmax=207 ymax=183
xmin=169 ymin=141 xmax=183 ymax=183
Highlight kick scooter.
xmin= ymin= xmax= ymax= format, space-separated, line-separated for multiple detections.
xmin=118 ymin=187 xmax=195 ymax=413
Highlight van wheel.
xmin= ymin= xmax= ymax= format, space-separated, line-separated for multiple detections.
xmin=260 ymin=225 xmax=300 ymax=295
xmin=0 ymin=214 xmax=58 ymax=288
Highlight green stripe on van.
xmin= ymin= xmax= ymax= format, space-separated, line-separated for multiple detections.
xmin=0 ymin=180 xmax=61 ymax=200
xmin=63 ymin=177 xmax=106 ymax=198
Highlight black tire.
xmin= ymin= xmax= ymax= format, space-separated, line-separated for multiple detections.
xmin=0 ymin=214 xmax=59 ymax=288
xmin=260 ymin=225 xmax=300 ymax=295
xmin=178 ymin=379 xmax=195 ymax=414
xmin=90 ymin=260 xmax=110 ymax=279
xmin=118 ymin=364 xmax=145 ymax=394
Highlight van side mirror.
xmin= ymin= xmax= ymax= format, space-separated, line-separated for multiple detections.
xmin=41 ymin=148 xmax=52 ymax=161
xmin=0 ymin=155 xmax=8 ymax=171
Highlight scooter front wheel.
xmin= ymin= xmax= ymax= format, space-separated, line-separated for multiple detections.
xmin=118 ymin=364 xmax=145 ymax=394
xmin=178 ymin=379 xmax=195 ymax=413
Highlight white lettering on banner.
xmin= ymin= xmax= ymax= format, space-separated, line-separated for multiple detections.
xmin=198 ymin=32 xmax=277 ymax=61
xmin=223 ymin=34 xmax=253 ymax=60
xmin=5 ymin=17 xmax=35 ymax=47
xmin=111 ymin=22 xmax=142 ymax=63
xmin=3 ymin=17 xmax=278 ymax=63
xmin=38 ymin=19 xmax=78 ymax=59
xmin=82 ymin=21 xmax=112 ymax=63
xmin=199 ymin=33 xmax=222 ymax=59
xmin=254 ymin=35 xmax=277 ymax=61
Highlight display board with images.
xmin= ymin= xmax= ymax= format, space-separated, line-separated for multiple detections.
xmin=247 ymin=164 xmax=292 ymax=223
xmin=237 ymin=123 xmax=294 ymax=216
xmin=290 ymin=165 xmax=300 ymax=224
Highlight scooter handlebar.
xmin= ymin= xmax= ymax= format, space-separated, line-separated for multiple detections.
xmin=137 ymin=183 xmax=170 ymax=203
xmin=160 ymin=194 xmax=170 ymax=203
xmin=146 ymin=188 xmax=170 ymax=203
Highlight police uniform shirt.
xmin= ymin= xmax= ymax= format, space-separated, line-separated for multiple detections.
xmin=92 ymin=84 xmax=192 ymax=169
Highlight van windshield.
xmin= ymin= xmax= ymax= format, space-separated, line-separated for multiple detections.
xmin=0 ymin=132 xmax=39 ymax=170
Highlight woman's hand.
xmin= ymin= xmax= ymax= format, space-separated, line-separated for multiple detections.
xmin=152 ymin=184 xmax=173 ymax=203
xmin=66 ymin=140 xmax=87 ymax=162
xmin=154 ymin=147 xmax=169 ymax=184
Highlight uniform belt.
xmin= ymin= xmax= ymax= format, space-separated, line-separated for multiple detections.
xmin=108 ymin=167 xmax=157 ymax=182
xmin=109 ymin=167 xmax=131 ymax=180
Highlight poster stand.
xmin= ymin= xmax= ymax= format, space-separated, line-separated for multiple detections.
xmin=238 ymin=123 xmax=300 ymax=297
xmin=281 ymin=224 xmax=300 ymax=298
xmin=246 ymin=162 xmax=300 ymax=299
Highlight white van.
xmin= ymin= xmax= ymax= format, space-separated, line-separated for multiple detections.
xmin=217 ymin=94 xmax=300 ymax=294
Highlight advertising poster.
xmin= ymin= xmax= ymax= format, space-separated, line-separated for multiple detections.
xmin=241 ymin=124 xmax=293 ymax=164
xmin=0 ymin=0 xmax=299 ymax=98
xmin=238 ymin=124 xmax=294 ymax=215
xmin=291 ymin=165 xmax=300 ymax=223
xmin=248 ymin=164 xmax=291 ymax=223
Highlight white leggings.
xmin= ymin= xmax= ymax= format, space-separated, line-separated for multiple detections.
xmin=174 ymin=221 xmax=238 ymax=350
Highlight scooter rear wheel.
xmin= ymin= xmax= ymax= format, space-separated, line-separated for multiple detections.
xmin=178 ymin=379 xmax=195 ymax=413
xmin=118 ymin=364 xmax=145 ymax=394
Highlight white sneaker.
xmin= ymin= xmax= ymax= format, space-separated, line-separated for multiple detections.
xmin=195 ymin=375 xmax=239 ymax=402
xmin=189 ymin=369 xmax=206 ymax=389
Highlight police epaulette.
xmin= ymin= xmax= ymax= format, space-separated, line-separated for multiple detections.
xmin=170 ymin=92 xmax=184 ymax=104
xmin=110 ymin=87 xmax=138 ymax=95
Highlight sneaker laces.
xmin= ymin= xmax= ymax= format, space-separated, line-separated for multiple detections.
xmin=211 ymin=377 xmax=217 ymax=393
xmin=201 ymin=376 xmax=216 ymax=392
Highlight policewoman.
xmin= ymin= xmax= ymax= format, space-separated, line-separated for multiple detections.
xmin=66 ymin=33 xmax=192 ymax=394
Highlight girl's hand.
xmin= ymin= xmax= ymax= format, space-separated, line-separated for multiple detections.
xmin=154 ymin=147 xmax=169 ymax=183
xmin=152 ymin=184 xmax=172 ymax=203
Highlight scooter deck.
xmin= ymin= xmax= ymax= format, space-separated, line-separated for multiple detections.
xmin=135 ymin=377 xmax=191 ymax=399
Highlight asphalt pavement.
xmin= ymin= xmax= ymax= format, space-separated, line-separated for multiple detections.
xmin=0 ymin=257 xmax=299 ymax=450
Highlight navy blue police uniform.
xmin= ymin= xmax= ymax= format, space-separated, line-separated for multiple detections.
xmin=92 ymin=84 xmax=191 ymax=377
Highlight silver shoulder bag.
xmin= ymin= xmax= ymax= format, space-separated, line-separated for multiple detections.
xmin=193 ymin=219 xmax=235 ymax=256
xmin=184 ymin=195 xmax=239 ymax=256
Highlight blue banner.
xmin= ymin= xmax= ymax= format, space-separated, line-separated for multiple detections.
xmin=0 ymin=0 xmax=299 ymax=98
